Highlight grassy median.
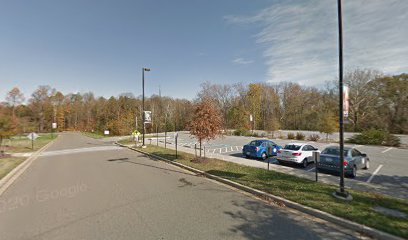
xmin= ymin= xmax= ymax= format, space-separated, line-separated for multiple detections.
xmin=0 ymin=157 xmax=25 ymax=180
xmin=81 ymin=132 xmax=105 ymax=139
xmin=4 ymin=134 xmax=55 ymax=153
xmin=141 ymin=144 xmax=408 ymax=238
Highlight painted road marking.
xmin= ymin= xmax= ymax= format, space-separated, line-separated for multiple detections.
xmin=307 ymin=167 xmax=316 ymax=172
xmin=381 ymin=147 xmax=393 ymax=153
xmin=367 ymin=164 xmax=383 ymax=183
xmin=41 ymin=146 xmax=122 ymax=157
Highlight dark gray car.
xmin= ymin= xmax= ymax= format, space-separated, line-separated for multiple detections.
xmin=316 ymin=146 xmax=370 ymax=178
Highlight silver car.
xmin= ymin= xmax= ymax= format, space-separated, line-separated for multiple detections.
xmin=316 ymin=146 xmax=370 ymax=178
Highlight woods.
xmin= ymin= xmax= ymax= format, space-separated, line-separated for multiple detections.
xmin=0 ymin=69 xmax=407 ymax=136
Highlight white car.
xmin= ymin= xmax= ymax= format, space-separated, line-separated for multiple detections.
xmin=276 ymin=143 xmax=319 ymax=168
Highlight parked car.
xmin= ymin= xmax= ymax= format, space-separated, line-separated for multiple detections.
xmin=316 ymin=146 xmax=370 ymax=178
xmin=276 ymin=143 xmax=319 ymax=168
xmin=242 ymin=139 xmax=281 ymax=160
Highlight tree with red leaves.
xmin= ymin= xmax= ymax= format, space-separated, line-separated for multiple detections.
xmin=188 ymin=98 xmax=223 ymax=157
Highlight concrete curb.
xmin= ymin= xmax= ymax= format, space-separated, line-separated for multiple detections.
xmin=0 ymin=136 xmax=57 ymax=197
xmin=116 ymin=142 xmax=405 ymax=240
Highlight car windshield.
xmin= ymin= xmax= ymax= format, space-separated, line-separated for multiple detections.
xmin=321 ymin=148 xmax=348 ymax=156
xmin=284 ymin=144 xmax=301 ymax=150
xmin=248 ymin=140 xmax=262 ymax=146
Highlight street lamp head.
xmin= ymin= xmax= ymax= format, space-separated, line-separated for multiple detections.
xmin=143 ymin=68 xmax=151 ymax=72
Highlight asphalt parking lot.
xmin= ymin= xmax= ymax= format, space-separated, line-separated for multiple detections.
xmin=160 ymin=132 xmax=408 ymax=199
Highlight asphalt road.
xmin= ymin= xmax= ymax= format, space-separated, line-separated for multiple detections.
xmin=161 ymin=132 xmax=408 ymax=199
xmin=0 ymin=133 xmax=366 ymax=240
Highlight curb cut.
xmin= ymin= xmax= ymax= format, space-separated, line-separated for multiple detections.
xmin=0 ymin=136 xmax=57 ymax=197
xmin=116 ymin=142 xmax=405 ymax=240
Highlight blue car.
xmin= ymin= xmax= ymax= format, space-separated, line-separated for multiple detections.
xmin=242 ymin=139 xmax=281 ymax=160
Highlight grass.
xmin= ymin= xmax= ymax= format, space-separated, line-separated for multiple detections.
xmin=0 ymin=157 xmax=25 ymax=180
xmin=2 ymin=134 xmax=55 ymax=153
xmin=142 ymin=144 xmax=408 ymax=238
xmin=81 ymin=132 xmax=105 ymax=139
xmin=117 ymin=138 xmax=137 ymax=145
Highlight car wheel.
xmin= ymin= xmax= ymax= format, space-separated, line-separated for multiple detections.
xmin=363 ymin=159 xmax=370 ymax=170
xmin=350 ymin=166 xmax=357 ymax=178
xmin=301 ymin=158 xmax=308 ymax=168
xmin=261 ymin=152 xmax=267 ymax=161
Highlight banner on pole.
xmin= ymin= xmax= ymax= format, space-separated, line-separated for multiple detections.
xmin=343 ymin=86 xmax=349 ymax=118
xmin=144 ymin=111 xmax=152 ymax=123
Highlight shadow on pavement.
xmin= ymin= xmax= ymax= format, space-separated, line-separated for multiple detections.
xmin=224 ymin=199 xmax=356 ymax=240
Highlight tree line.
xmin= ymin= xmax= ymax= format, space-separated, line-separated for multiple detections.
xmin=0 ymin=69 xmax=407 ymax=139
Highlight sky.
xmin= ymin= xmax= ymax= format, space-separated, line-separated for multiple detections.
xmin=1 ymin=0 xmax=407 ymax=102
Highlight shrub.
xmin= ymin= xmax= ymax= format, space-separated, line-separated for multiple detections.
xmin=296 ymin=132 xmax=305 ymax=140
xmin=252 ymin=132 xmax=260 ymax=137
xmin=287 ymin=133 xmax=295 ymax=139
xmin=233 ymin=128 xmax=249 ymax=136
xmin=346 ymin=129 xmax=400 ymax=147
xmin=308 ymin=134 xmax=321 ymax=141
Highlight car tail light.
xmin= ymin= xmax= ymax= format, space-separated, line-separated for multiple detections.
xmin=292 ymin=152 xmax=302 ymax=156
xmin=277 ymin=150 xmax=282 ymax=154
xmin=255 ymin=147 xmax=259 ymax=151
xmin=343 ymin=160 xmax=348 ymax=166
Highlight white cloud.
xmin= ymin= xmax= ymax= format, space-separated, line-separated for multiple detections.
xmin=232 ymin=57 xmax=254 ymax=65
xmin=226 ymin=0 xmax=408 ymax=85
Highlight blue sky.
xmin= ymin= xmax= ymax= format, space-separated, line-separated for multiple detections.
xmin=1 ymin=0 xmax=407 ymax=101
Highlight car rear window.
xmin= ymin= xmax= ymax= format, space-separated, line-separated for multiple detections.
xmin=321 ymin=148 xmax=348 ymax=156
xmin=284 ymin=144 xmax=301 ymax=150
xmin=248 ymin=140 xmax=262 ymax=146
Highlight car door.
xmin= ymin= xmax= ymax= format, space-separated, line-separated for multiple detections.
xmin=266 ymin=142 xmax=273 ymax=156
xmin=303 ymin=145 xmax=313 ymax=162
xmin=351 ymin=149 xmax=362 ymax=167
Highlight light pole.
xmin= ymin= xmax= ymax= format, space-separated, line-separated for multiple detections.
xmin=142 ymin=67 xmax=150 ymax=147
xmin=334 ymin=0 xmax=351 ymax=200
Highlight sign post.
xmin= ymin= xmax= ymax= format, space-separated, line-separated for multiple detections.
xmin=27 ymin=132 xmax=39 ymax=150
xmin=175 ymin=132 xmax=178 ymax=159
xmin=52 ymin=122 xmax=57 ymax=139
xmin=313 ymin=151 xmax=320 ymax=182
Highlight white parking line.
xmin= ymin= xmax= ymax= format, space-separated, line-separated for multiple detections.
xmin=307 ymin=167 xmax=316 ymax=172
xmin=230 ymin=146 xmax=233 ymax=152
xmin=366 ymin=164 xmax=383 ymax=183
xmin=381 ymin=147 xmax=393 ymax=153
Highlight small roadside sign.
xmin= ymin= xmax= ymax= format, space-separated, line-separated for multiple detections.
xmin=104 ymin=130 xmax=110 ymax=135
xmin=27 ymin=132 xmax=39 ymax=141
xmin=174 ymin=132 xmax=178 ymax=139
xmin=249 ymin=114 xmax=253 ymax=122
xmin=52 ymin=122 xmax=57 ymax=129
xmin=27 ymin=132 xmax=39 ymax=150
xmin=132 ymin=130 xmax=141 ymax=137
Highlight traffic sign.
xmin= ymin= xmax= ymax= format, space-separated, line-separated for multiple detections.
xmin=27 ymin=132 xmax=39 ymax=141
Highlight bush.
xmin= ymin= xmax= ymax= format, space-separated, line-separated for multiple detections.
xmin=233 ymin=128 xmax=249 ymax=136
xmin=346 ymin=129 xmax=400 ymax=147
xmin=308 ymin=134 xmax=320 ymax=141
xmin=296 ymin=132 xmax=305 ymax=140
xmin=287 ymin=133 xmax=295 ymax=139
